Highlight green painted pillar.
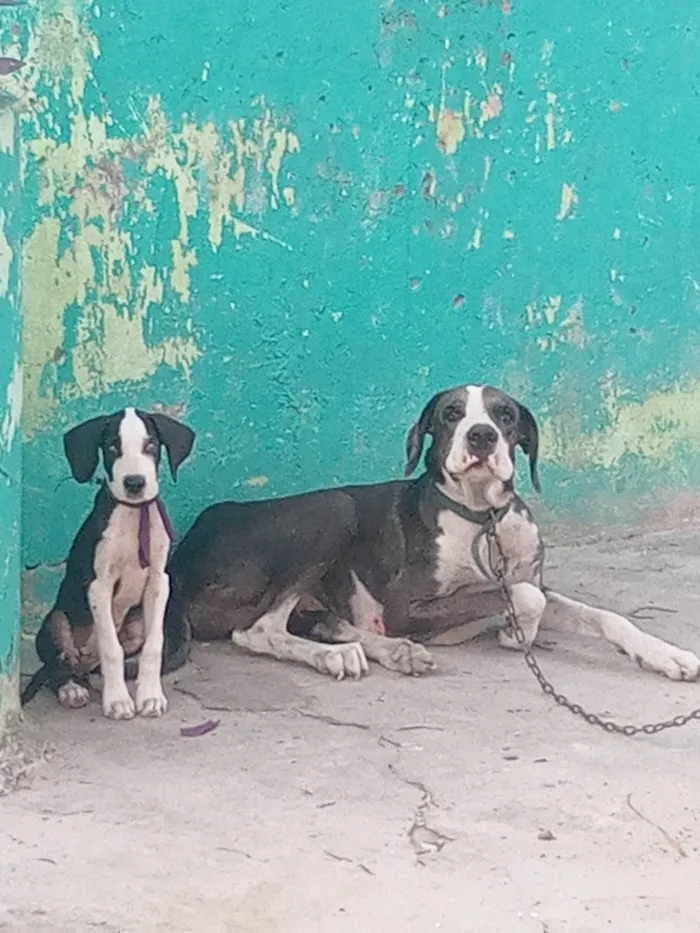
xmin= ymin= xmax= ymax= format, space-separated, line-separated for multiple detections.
xmin=0 ymin=81 xmax=21 ymax=735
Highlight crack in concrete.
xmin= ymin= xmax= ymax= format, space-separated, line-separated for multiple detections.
xmin=386 ymin=757 xmax=454 ymax=863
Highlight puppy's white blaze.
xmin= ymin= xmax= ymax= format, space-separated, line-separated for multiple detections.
xmin=444 ymin=385 xmax=513 ymax=484
xmin=110 ymin=407 xmax=159 ymax=502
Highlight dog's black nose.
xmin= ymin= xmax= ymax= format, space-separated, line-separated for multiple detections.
xmin=123 ymin=474 xmax=146 ymax=495
xmin=466 ymin=423 xmax=498 ymax=456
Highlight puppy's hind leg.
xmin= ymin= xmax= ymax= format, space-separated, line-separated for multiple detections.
xmin=542 ymin=590 xmax=700 ymax=682
xmin=232 ymin=592 xmax=369 ymax=681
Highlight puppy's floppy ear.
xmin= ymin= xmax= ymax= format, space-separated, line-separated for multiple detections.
xmin=149 ymin=412 xmax=195 ymax=480
xmin=63 ymin=416 xmax=107 ymax=484
xmin=405 ymin=392 xmax=442 ymax=477
xmin=516 ymin=402 xmax=541 ymax=493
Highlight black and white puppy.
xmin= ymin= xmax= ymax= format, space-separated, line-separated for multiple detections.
xmin=162 ymin=384 xmax=700 ymax=685
xmin=21 ymin=408 xmax=195 ymax=720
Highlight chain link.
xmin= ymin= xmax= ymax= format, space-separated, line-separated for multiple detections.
xmin=485 ymin=515 xmax=700 ymax=736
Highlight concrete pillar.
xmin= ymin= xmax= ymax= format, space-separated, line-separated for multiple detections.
xmin=0 ymin=88 xmax=22 ymax=737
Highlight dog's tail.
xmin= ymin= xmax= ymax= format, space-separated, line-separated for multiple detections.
xmin=20 ymin=665 xmax=49 ymax=707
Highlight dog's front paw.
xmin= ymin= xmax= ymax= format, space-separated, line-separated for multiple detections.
xmin=374 ymin=638 xmax=435 ymax=676
xmin=310 ymin=643 xmax=369 ymax=681
xmin=57 ymin=680 xmax=90 ymax=709
xmin=643 ymin=644 xmax=700 ymax=682
xmin=136 ymin=684 xmax=168 ymax=717
xmin=102 ymin=685 xmax=135 ymax=720
xmin=498 ymin=627 xmax=524 ymax=651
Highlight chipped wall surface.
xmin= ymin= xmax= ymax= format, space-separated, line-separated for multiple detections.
xmin=0 ymin=5 xmax=21 ymax=722
xmin=13 ymin=1 xmax=700 ymax=626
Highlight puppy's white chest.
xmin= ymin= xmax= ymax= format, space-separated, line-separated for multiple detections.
xmin=433 ymin=511 xmax=488 ymax=596
xmin=94 ymin=505 xmax=170 ymax=617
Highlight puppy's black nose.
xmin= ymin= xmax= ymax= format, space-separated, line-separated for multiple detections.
xmin=466 ymin=424 xmax=498 ymax=456
xmin=123 ymin=474 xmax=146 ymax=495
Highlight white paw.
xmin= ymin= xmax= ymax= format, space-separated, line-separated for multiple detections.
xmin=374 ymin=639 xmax=435 ymax=675
xmin=639 ymin=643 xmax=700 ymax=682
xmin=57 ymin=680 xmax=90 ymax=709
xmin=136 ymin=684 xmax=168 ymax=717
xmin=102 ymin=685 xmax=136 ymax=720
xmin=310 ymin=643 xmax=369 ymax=681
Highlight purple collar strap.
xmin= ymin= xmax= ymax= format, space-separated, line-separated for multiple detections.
xmin=104 ymin=486 xmax=175 ymax=567
xmin=137 ymin=497 xmax=176 ymax=569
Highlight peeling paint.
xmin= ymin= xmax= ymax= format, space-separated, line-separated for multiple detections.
xmin=436 ymin=108 xmax=464 ymax=155
xmin=1 ymin=357 xmax=21 ymax=451
xmin=556 ymin=183 xmax=578 ymax=221
xmin=0 ymin=208 xmax=11 ymax=297
xmin=19 ymin=2 xmax=301 ymax=438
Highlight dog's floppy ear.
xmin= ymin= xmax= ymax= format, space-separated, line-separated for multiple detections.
xmin=149 ymin=412 xmax=195 ymax=480
xmin=63 ymin=416 xmax=107 ymax=484
xmin=405 ymin=392 xmax=442 ymax=477
xmin=516 ymin=402 xmax=541 ymax=493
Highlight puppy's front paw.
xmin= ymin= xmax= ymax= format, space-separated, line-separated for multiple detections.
xmin=102 ymin=685 xmax=135 ymax=720
xmin=136 ymin=683 xmax=168 ymax=717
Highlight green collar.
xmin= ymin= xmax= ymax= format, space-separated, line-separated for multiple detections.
xmin=424 ymin=481 xmax=512 ymax=526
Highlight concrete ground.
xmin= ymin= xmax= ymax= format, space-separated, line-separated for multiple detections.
xmin=3 ymin=528 xmax=700 ymax=933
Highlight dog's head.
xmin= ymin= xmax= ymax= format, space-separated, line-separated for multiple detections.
xmin=63 ymin=407 xmax=195 ymax=504
xmin=405 ymin=385 xmax=540 ymax=506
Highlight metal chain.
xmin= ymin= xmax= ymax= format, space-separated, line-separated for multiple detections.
xmin=485 ymin=515 xmax=700 ymax=736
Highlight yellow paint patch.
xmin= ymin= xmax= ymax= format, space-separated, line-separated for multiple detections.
xmin=245 ymin=475 xmax=269 ymax=488
xmin=436 ymin=109 xmax=465 ymax=155
xmin=556 ymin=183 xmax=578 ymax=221
xmin=0 ymin=109 xmax=15 ymax=156
xmin=171 ymin=240 xmax=197 ymax=302
xmin=541 ymin=380 xmax=700 ymax=470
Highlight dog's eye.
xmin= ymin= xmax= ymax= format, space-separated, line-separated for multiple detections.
xmin=442 ymin=406 xmax=463 ymax=424
xmin=144 ymin=439 xmax=158 ymax=456
xmin=500 ymin=409 xmax=515 ymax=425
xmin=107 ymin=442 xmax=120 ymax=455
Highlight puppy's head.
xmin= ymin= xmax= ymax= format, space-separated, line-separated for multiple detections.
xmin=405 ymin=385 xmax=540 ymax=500
xmin=63 ymin=408 xmax=196 ymax=504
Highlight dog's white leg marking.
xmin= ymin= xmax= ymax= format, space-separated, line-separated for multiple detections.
xmin=135 ymin=571 xmax=169 ymax=717
xmin=231 ymin=593 xmax=370 ymax=681
xmin=542 ymin=590 xmax=700 ymax=682
xmin=498 ymin=582 xmax=547 ymax=650
xmin=332 ymin=619 xmax=435 ymax=675
xmin=57 ymin=680 xmax=90 ymax=709
xmin=88 ymin=581 xmax=135 ymax=720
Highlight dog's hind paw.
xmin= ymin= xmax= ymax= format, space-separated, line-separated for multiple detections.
xmin=57 ymin=680 xmax=90 ymax=709
xmin=310 ymin=642 xmax=369 ymax=681
xmin=372 ymin=639 xmax=435 ymax=676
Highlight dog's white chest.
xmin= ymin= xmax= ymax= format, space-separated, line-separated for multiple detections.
xmin=94 ymin=504 xmax=170 ymax=625
xmin=433 ymin=511 xmax=488 ymax=596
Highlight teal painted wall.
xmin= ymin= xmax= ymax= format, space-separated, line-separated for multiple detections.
xmin=15 ymin=0 xmax=700 ymax=629
xmin=0 ymin=6 xmax=22 ymax=725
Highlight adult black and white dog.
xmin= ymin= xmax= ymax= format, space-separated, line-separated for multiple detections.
xmin=21 ymin=408 xmax=195 ymax=719
xmin=162 ymin=384 xmax=699 ymax=684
